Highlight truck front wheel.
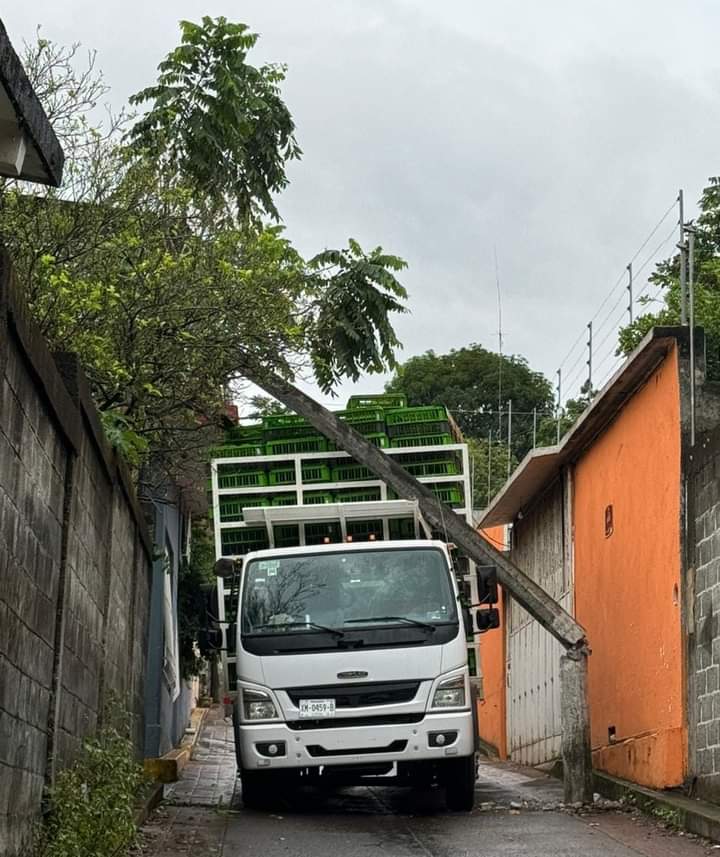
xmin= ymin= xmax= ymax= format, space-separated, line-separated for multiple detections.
xmin=240 ymin=769 xmax=273 ymax=809
xmin=445 ymin=755 xmax=476 ymax=812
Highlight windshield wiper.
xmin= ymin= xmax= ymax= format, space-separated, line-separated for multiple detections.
xmin=344 ymin=615 xmax=437 ymax=633
xmin=252 ymin=621 xmax=344 ymax=639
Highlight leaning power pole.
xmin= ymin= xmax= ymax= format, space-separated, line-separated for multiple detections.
xmin=237 ymin=354 xmax=593 ymax=803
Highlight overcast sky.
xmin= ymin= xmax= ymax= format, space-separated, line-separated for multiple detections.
xmin=5 ymin=1 xmax=720 ymax=408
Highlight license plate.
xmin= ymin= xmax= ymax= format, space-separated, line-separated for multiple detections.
xmin=299 ymin=698 xmax=336 ymax=718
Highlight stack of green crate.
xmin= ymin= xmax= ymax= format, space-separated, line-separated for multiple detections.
xmin=209 ymin=395 xmax=466 ymax=546
xmin=387 ymin=406 xmax=453 ymax=448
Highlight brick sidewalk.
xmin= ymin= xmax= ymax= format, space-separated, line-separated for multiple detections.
xmin=163 ymin=706 xmax=238 ymax=808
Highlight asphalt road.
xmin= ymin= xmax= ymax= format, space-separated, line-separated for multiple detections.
xmin=137 ymin=760 xmax=718 ymax=857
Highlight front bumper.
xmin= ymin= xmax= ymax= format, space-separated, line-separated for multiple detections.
xmin=237 ymin=709 xmax=474 ymax=771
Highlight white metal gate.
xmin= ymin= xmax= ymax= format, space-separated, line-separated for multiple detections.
xmin=505 ymin=472 xmax=574 ymax=766
xmin=506 ymin=589 xmax=572 ymax=765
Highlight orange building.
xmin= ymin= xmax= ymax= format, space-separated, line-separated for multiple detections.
xmin=475 ymin=327 xmax=720 ymax=796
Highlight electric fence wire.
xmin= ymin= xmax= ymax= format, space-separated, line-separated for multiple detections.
xmin=564 ymin=219 xmax=680 ymax=404
xmin=557 ymin=197 xmax=679 ymax=379
xmin=558 ymin=206 xmax=680 ymax=405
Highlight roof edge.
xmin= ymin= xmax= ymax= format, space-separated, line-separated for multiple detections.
xmin=0 ymin=19 xmax=64 ymax=186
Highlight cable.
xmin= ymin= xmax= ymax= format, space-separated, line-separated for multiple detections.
xmin=558 ymin=197 xmax=678 ymax=371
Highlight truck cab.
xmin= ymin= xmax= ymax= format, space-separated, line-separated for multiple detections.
xmin=230 ymin=539 xmax=477 ymax=810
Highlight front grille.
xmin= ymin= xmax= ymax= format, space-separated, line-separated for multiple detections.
xmin=285 ymin=681 xmax=420 ymax=709
xmin=287 ymin=713 xmax=424 ymax=730
xmin=307 ymin=739 xmax=407 ymax=758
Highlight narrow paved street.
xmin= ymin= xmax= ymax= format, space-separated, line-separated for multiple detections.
xmin=135 ymin=709 xmax=718 ymax=857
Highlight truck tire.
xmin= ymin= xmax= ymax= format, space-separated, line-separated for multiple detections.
xmin=232 ymin=707 xmax=243 ymax=772
xmin=445 ymin=755 xmax=476 ymax=812
xmin=240 ymin=770 xmax=272 ymax=810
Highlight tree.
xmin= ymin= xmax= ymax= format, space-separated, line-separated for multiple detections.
xmin=129 ymin=17 xmax=301 ymax=223
xmin=618 ymin=177 xmax=720 ymax=379
xmin=4 ymin=22 xmax=407 ymax=474
xmin=386 ymin=344 xmax=553 ymax=442
xmin=467 ymin=436 xmax=518 ymax=509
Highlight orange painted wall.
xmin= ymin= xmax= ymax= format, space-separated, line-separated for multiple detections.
xmin=573 ymin=344 xmax=685 ymax=789
xmin=476 ymin=526 xmax=508 ymax=758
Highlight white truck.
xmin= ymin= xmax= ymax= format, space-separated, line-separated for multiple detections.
xmin=219 ymin=537 xmax=485 ymax=811
xmin=209 ymin=442 xmax=497 ymax=810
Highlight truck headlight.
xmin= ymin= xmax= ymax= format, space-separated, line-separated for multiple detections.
xmin=431 ymin=674 xmax=466 ymax=708
xmin=242 ymin=688 xmax=278 ymax=721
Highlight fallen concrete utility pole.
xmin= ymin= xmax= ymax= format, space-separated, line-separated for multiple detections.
xmin=236 ymin=356 xmax=593 ymax=802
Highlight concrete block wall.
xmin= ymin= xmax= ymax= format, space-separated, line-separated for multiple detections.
xmin=0 ymin=252 xmax=154 ymax=856
xmin=691 ymin=428 xmax=720 ymax=800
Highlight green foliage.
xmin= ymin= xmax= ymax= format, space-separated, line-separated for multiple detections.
xmin=178 ymin=523 xmax=218 ymax=678
xmin=129 ymin=16 xmax=301 ymax=222
xmin=100 ymin=411 xmax=149 ymax=466
xmin=467 ymin=436 xmax=518 ymax=508
xmin=308 ymin=240 xmax=408 ymax=394
xmin=386 ymin=344 xmax=553 ymax=440
xmin=387 ymin=344 xmax=553 ymax=503
xmin=619 ymin=177 xmax=720 ymax=379
xmin=34 ymin=712 xmax=143 ymax=857
xmin=4 ymin=26 xmax=407 ymax=473
xmin=246 ymin=395 xmax=288 ymax=420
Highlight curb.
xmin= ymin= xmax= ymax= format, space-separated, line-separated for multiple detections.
xmin=594 ymin=770 xmax=720 ymax=843
xmin=143 ymin=707 xmax=211 ymax=783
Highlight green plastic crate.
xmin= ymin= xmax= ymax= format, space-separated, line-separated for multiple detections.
xmin=219 ymin=496 xmax=272 ymax=521
xmin=303 ymin=491 xmax=334 ymax=505
xmin=388 ymin=420 xmax=451 ymax=438
xmin=346 ymin=519 xmax=384 ymax=540
xmin=335 ymin=487 xmax=381 ymax=503
xmin=347 ymin=394 xmax=407 ymax=410
xmin=264 ymin=425 xmax=325 ymax=441
xmin=365 ymin=433 xmax=389 ymax=448
xmin=274 ymin=524 xmax=300 ymax=547
xmin=386 ymin=406 xmax=448 ymax=425
xmin=332 ymin=463 xmax=373 ymax=482
xmin=390 ymin=434 xmax=453 ymax=448
xmin=221 ymin=527 xmax=270 ymax=556
xmin=271 ymin=493 xmax=297 ymax=506
xmin=210 ymin=443 xmax=264 ymax=458
xmin=219 ymin=499 xmax=245 ymax=522
xmin=336 ymin=408 xmax=386 ymax=430
xmin=349 ymin=420 xmax=387 ymax=437
xmin=305 ymin=521 xmax=342 ymax=545
xmin=263 ymin=413 xmax=308 ymax=430
xmin=430 ymin=485 xmax=464 ymax=507
xmin=268 ymin=467 xmax=296 ymax=485
xmin=302 ymin=463 xmax=332 ymax=483
xmin=217 ymin=469 xmax=268 ymax=489
xmin=404 ymin=459 xmax=459 ymax=477
xmin=266 ymin=437 xmax=329 ymax=455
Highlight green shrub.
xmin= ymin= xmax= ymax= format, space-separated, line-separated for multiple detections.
xmin=35 ymin=719 xmax=144 ymax=857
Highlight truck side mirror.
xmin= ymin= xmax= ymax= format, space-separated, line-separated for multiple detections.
xmin=476 ymin=608 xmax=500 ymax=632
xmin=226 ymin=622 xmax=237 ymax=656
xmin=476 ymin=566 xmax=498 ymax=605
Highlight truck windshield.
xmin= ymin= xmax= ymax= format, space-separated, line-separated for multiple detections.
xmin=241 ymin=547 xmax=457 ymax=635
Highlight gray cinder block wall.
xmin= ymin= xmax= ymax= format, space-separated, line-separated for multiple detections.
xmin=0 ymin=251 xmax=153 ymax=856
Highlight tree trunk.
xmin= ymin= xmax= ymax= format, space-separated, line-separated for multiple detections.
xmin=236 ymin=355 xmax=587 ymax=652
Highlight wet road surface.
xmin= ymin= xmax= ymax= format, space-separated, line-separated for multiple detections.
xmin=135 ymin=709 xmax=717 ymax=856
